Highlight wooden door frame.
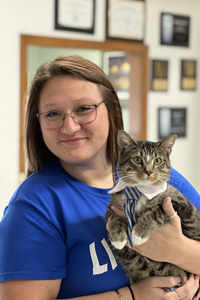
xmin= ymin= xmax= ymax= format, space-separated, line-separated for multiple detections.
xmin=20 ymin=34 xmax=148 ymax=172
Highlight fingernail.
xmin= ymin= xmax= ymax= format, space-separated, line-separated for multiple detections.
xmin=111 ymin=206 xmax=116 ymax=211
xmin=165 ymin=197 xmax=171 ymax=206
xmin=175 ymin=276 xmax=181 ymax=283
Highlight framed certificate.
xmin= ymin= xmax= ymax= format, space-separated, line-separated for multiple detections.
xmin=55 ymin=0 xmax=96 ymax=34
xmin=150 ymin=60 xmax=169 ymax=91
xmin=104 ymin=51 xmax=130 ymax=100
xmin=158 ymin=107 xmax=187 ymax=139
xmin=160 ymin=13 xmax=190 ymax=47
xmin=106 ymin=0 xmax=145 ymax=41
xmin=180 ymin=59 xmax=197 ymax=90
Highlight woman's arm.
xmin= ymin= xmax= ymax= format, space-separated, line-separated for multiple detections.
xmin=0 ymin=276 xmax=198 ymax=300
xmin=0 ymin=280 xmax=61 ymax=300
xmin=0 ymin=279 xmax=132 ymax=300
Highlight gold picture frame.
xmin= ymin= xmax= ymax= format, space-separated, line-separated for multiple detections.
xmin=180 ymin=59 xmax=197 ymax=90
xmin=150 ymin=59 xmax=168 ymax=92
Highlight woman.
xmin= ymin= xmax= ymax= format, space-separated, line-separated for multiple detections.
xmin=0 ymin=55 xmax=199 ymax=300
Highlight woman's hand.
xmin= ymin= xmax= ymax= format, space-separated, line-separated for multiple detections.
xmin=132 ymin=197 xmax=200 ymax=275
xmin=131 ymin=274 xmax=199 ymax=300
xmin=133 ymin=197 xmax=183 ymax=262
xmin=110 ymin=197 xmax=200 ymax=274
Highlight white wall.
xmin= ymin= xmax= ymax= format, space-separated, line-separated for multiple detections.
xmin=145 ymin=0 xmax=200 ymax=193
xmin=0 ymin=0 xmax=200 ymax=217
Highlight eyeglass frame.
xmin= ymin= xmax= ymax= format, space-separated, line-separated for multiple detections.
xmin=36 ymin=100 xmax=105 ymax=129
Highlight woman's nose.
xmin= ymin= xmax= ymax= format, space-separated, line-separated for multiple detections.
xmin=60 ymin=115 xmax=81 ymax=134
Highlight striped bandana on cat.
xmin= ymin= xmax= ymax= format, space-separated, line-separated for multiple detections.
xmin=123 ymin=186 xmax=141 ymax=248
xmin=109 ymin=180 xmax=167 ymax=248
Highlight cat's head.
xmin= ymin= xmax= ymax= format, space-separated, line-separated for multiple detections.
xmin=117 ymin=130 xmax=177 ymax=187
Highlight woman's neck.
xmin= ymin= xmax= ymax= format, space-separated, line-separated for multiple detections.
xmin=60 ymin=159 xmax=114 ymax=189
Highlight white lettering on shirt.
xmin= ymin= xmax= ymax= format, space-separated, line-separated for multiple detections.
xmin=101 ymin=238 xmax=117 ymax=271
xmin=89 ymin=239 xmax=118 ymax=275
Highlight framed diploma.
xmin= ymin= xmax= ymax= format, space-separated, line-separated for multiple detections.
xmin=180 ymin=59 xmax=197 ymax=90
xmin=150 ymin=60 xmax=168 ymax=91
xmin=55 ymin=0 xmax=96 ymax=34
xmin=106 ymin=0 xmax=145 ymax=41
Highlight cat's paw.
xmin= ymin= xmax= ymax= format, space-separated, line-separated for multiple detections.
xmin=132 ymin=229 xmax=149 ymax=246
xmin=111 ymin=239 xmax=127 ymax=249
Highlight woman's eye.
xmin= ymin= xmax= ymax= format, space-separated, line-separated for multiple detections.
xmin=45 ymin=111 xmax=62 ymax=119
xmin=154 ymin=158 xmax=162 ymax=165
xmin=75 ymin=105 xmax=92 ymax=114
xmin=133 ymin=156 xmax=142 ymax=164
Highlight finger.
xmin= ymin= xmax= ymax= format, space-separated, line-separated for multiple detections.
xmin=194 ymin=291 xmax=200 ymax=300
xmin=149 ymin=276 xmax=181 ymax=289
xmin=162 ymin=197 xmax=178 ymax=220
xmin=173 ymin=274 xmax=199 ymax=299
xmin=193 ymin=275 xmax=200 ymax=299
xmin=111 ymin=206 xmax=124 ymax=217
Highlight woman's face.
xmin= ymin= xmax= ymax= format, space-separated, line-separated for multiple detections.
xmin=38 ymin=75 xmax=110 ymax=169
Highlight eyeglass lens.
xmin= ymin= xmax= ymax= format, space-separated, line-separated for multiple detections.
xmin=37 ymin=101 xmax=104 ymax=129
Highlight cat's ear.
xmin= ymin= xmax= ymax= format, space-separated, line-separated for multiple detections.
xmin=117 ymin=130 xmax=137 ymax=148
xmin=158 ymin=134 xmax=177 ymax=155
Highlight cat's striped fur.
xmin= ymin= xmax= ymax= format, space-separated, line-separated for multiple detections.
xmin=105 ymin=130 xmax=200 ymax=293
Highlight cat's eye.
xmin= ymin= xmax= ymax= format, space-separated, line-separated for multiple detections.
xmin=133 ymin=156 xmax=142 ymax=164
xmin=154 ymin=158 xmax=162 ymax=165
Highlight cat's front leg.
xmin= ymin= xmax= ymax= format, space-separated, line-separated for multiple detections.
xmin=131 ymin=207 xmax=168 ymax=246
xmin=108 ymin=214 xmax=128 ymax=249
xmin=131 ymin=227 xmax=150 ymax=246
xmin=131 ymin=216 xmax=164 ymax=246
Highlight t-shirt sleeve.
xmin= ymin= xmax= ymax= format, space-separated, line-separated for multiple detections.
xmin=169 ymin=167 xmax=200 ymax=211
xmin=0 ymin=200 xmax=67 ymax=282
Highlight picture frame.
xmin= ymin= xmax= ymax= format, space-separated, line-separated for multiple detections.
xmin=106 ymin=0 xmax=145 ymax=42
xmin=160 ymin=13 xmax=190 ymax=47
xmin=103 ymin=51 xmax=130 ymax=100
xmin=158 ymin=107 xmax=187 ymax=139
xmin=180 ymin=59 xmax=197 ymax=90
xmin=150 ymin=59 xmax=168 ymax=91
xmin=55 ymin=0 xmax=96 ymax=34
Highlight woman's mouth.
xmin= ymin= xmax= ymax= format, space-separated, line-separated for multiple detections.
xmin=60 ymin=137 xmax=87 ymax=145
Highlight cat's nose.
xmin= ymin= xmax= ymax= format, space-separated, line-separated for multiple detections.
xmin=146 ymin=171 xmax=153 ymax=176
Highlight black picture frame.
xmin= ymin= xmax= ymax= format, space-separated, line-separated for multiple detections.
xmin=55 ymin=0 xmax=96 ymax=34
xmin=180 ymin=59 xmax=197 ymax=90
xmin=158 ymin=107 xmax=187 ymax=139
xmin=150 ymin=59 xmax=168 ymax=91
xmin=160 ymin=13 xmax=190 ymax=47
xmin=106 ymin=0 xmax=145 ymax=42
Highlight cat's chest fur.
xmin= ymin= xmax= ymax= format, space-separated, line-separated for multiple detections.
xmin=135 ymin=194 xmax=148 ymax=212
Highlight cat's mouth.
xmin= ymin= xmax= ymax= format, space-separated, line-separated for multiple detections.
xmin=138 ymin=178 xmax=153 ymax=186
xmin=139 ymin=173 xmax=155 ymax=182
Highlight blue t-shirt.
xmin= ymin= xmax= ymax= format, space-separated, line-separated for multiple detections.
xmin=0 ymin=160 xmax=200 ymax=299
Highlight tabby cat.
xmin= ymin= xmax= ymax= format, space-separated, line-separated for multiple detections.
xmin=105 ymin=130 xmax=200 ymax=292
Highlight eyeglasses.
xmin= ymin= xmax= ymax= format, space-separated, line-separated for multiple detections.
xmin=36 ymin=100 xmax=104 ymax=129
